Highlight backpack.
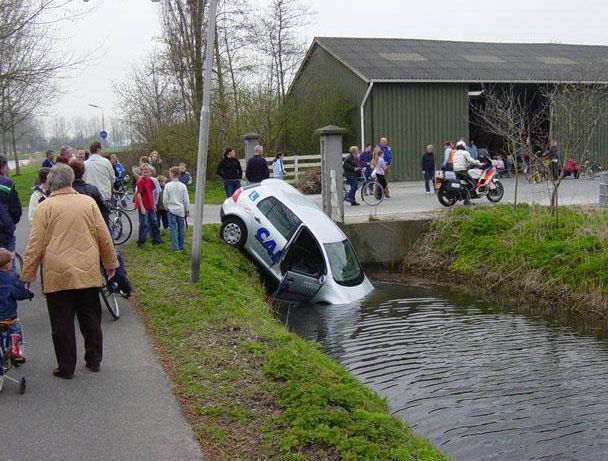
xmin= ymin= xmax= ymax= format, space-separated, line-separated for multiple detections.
xmin=442 ymin=149 xmax=455 ymax=172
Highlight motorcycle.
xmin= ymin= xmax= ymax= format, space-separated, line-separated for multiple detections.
xmin=435 ymin=163 xmax=504 ymax=207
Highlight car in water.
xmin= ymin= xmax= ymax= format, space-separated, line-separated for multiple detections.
xmin=219 ymin=179 xmax=374 ymax=304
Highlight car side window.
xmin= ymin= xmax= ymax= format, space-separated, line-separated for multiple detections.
xmin=257 ymin=197 xmax=301 ymax=239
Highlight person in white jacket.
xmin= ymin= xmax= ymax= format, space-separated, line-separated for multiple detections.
xmin=452 ymin=141 xmax=483 ymax=205
xmin=162 ymin=166 xmax=190 ymax=251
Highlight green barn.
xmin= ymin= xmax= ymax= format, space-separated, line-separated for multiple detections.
xmin=289 ymin=37 xmax=608 ymax=180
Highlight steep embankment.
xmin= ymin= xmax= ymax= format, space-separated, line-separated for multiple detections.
xmin=403 ymin=204 xmax=608 ymax=317
xmin=124 ymin=226 xmax=447 ymax=461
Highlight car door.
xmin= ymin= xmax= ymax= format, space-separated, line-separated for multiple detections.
xmin=272 ymin=226 xmax=324 ymax=302
xmin=249 ymin=196 xmax=301 ymax=279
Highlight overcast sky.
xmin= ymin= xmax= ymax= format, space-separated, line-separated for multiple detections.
xmin=49 ymin=0 xmax=608 ymax=132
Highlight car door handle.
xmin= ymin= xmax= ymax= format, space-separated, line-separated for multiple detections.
xmin=254 ymin=216 xmax=261 ymax=223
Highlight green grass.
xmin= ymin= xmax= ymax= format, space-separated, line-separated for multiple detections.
xmin=123 ymin=227 xmax=447 ymax=460
xmin=188 ymin=180 xmax=226 ymax=205
xmin=407 ymin=205 xmax=608 ymax=313
xmin=9 ymin=164 xmax=39 ymax=205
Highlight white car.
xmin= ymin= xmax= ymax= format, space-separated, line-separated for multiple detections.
xmin=219 ymin=179 xmax=374 ymax=304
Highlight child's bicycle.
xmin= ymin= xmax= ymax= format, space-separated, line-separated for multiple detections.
xmin=0 ymin=325 xmax=27 ymax=394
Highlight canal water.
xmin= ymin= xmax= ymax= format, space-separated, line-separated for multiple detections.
xmin=279 ymin=281 xmax=608 ymax=461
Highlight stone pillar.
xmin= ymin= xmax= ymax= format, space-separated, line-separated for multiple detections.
xmin=314 ymin=125 xmax=347 ymax=222
xmin=243 ymin=133 xmax=261 ymax=161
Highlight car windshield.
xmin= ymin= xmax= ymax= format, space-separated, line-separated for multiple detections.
xmin=323 ymin=240 xmax=364 ymax=286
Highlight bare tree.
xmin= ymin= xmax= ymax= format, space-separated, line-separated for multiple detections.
xmin=471 ymin=84 xmax=550 ymax=211
xmin=113 ymin=55 xmax=181 ymax=147
xmin=544 ymin=83 xmax=608 ymax=217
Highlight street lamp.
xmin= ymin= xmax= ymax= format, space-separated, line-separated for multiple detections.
xmin=88 ymin=103 xmax=105 ymax=145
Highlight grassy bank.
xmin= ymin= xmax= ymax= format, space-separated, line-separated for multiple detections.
xmin=404 ymin=205 xmax=608 ymax=316
xmin=123 ymin=226 xmax=446 ymax=461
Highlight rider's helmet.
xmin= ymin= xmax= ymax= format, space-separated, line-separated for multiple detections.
xmin=455 ymin=140 xmax=467 ymax=150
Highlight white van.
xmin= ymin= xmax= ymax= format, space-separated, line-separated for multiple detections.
xmin=219 ymin=179 xmax=373 ymax=304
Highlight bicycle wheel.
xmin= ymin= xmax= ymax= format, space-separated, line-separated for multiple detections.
xmin=13 ymin=253 xmax=23 ymax=277
xmin=117 ymin=191 xmax=135 ymax=211
xmin=109 ymin=208 xmax=132 ymax=245
xmin=361 ymin=180 xmax=384 ymax=206
xmin=100 ymin=281 xmax=120 ymax=320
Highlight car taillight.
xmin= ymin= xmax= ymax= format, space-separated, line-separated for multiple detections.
xmin=232 ymin=188 xmax=243 ymax=202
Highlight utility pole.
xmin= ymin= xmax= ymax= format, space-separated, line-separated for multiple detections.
xmin=190 ymin=0 xmax=218 ymax=283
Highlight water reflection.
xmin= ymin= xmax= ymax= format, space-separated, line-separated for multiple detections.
xmin=278 ymin=282 xmax=608 ymax=461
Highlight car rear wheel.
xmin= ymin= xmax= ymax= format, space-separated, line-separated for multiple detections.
xmin=220 ymin=216 xmax=247 ymax=248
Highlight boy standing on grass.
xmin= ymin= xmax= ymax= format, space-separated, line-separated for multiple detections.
xmin=135 ymin=164 xmax=161 ymax=249
xmin=163 ymin=166 xmax=190 ymax=252
xmin=178 ymin=163 xmax=193 ymax=186
xmin=156 ymin=175 xmax=169 ymax=230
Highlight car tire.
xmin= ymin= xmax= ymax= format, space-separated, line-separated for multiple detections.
xmin=220 ymin=216 xmax=247 ymax=248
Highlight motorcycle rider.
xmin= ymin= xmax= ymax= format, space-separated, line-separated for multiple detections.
xmin=452 ymin=141 xmax=483 ymax=205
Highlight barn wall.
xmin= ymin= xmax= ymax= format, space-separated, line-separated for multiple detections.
xmin=370 ymin=83 xmax=470 ymax=181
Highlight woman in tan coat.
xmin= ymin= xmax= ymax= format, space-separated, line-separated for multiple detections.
xmin=21 ymin=164 xmax=118 ymax=379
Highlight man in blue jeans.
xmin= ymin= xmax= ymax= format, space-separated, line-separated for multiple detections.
xmin=0 ymin=155 xmax=22 ymax=270
xmin=135 ymin=164 xmax=161 ymax=248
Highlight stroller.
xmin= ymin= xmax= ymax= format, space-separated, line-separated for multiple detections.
xmin=0 ymin=324 xmax=26 ymax=394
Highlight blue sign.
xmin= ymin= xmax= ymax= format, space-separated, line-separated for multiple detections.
xmin=99 ymin=130 xmax=108 ymax=139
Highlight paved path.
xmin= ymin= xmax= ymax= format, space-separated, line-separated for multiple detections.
xmin=203 ymin=177 xmax=603 ymax=224
xmin=3 ymin=219 xmax=202 ymax=461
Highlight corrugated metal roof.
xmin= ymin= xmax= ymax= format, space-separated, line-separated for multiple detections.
xmin=313 ymin=37 xmax=608 ymax=83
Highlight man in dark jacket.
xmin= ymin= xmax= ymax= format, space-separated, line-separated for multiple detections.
xmin=245 ymin=145 xmax=269 ymax=183
xmin=0 ymin=155 xmax=22 ymax=264
xmin=42 ymin=150 xmax=55 ymax=168
xmin=216 ymin=147 xmax=243 ymax=197
xmin=68 ymin=159 xmax=110 ymax=224
xmin=343 ymin=146 xmax=361 ymax=205
xmin=421 ymin=144 xmax=435 ymax=194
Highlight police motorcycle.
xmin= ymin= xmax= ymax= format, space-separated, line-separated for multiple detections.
xmin=435 ymin=154 xmax=504 ymax=207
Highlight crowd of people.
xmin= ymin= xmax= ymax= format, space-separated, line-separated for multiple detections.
xmin=0 ymin=143 xmax=193 ymax=381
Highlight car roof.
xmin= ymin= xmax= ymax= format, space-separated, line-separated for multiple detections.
xmin=255 ymin=179 xmax=346 ymax=244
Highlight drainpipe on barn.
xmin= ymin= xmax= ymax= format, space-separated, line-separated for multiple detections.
xmin=360 ymin=81 xmax=375 ymax=150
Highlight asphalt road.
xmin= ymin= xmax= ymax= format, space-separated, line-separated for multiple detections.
xmin=2 ymin=218 xmax=202 ymax=461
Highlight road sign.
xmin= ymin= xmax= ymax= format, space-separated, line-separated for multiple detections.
xmin=100 ymin=130 xmax=108 ymax=139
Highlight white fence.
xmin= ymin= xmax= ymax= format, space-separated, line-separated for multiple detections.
xmin=239 ymin=153 xmax=349 ymax=184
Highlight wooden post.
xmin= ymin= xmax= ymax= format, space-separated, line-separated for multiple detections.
xmin=294 ymin=154 xmax=299 ymax=181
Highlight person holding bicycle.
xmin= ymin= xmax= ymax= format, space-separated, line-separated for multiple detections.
xmin=110 ymin=154 xmax=127 ymax=191
xmin=20 ymin=164 xmax=118 ymax=379
xmin=69 ymin=160 xmax=110 ymax=226
xmin=343 ymin=146 xmax=361 ymax=206
xmin=358 ymin=145 xmax=373 ymax=180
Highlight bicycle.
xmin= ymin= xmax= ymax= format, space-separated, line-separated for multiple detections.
xmin=0 ymin=325 xmax=27 ymax=394
xmin=99 ymin=267 xmax=120 ymax=320
xmin=580 ymin=159 xmax=603 ymax=180
xmin=343 ymin=167 xmax=385 ymax=206
xmin=113 ymin=182 xmax=135 ymax=211
xmin=525 ymin=161 xmax=545 ymax=184
xmin=109 ymin=206 xmax=133 ymax=246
